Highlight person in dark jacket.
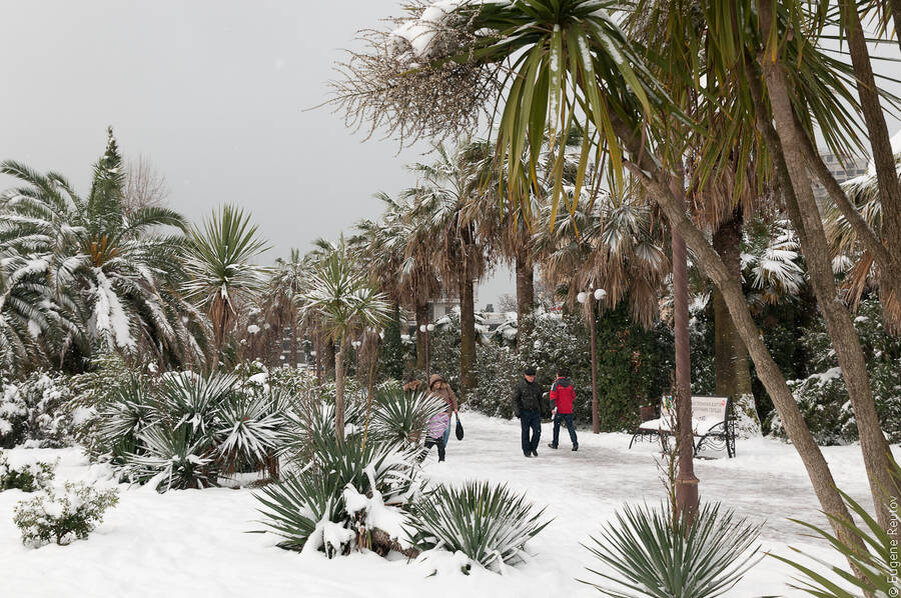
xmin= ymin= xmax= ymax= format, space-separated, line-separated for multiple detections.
xmin=513 ymin=366 xmax=543 ymax=458
xmin=547 ymin=366 xmax=579 ymax=451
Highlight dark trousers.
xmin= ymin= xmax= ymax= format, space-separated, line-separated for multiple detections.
xmin=520 ymin=409 xmax=541 ymax=455
xmin=425 ymin=436 xmax=446 ymax=461
xmin=552 ymin=413 xmax=578 ymax=447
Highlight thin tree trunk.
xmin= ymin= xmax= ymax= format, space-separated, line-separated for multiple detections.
xmin=758 ymin=8 xmax=900 ymax=529
xmin=669 ymin=175 xmax=699 ymax=522
xmin=587 ymin=299 xmax=600 ymax=434
xmin=415 ymin=300 xmax=428 ymax=371
xmin=613 ymin=114 xmax=862 ymax=555
xmin=459 ymin=273 xmax=477 ymax=398
xmin=841 ymin=0 xmax=901 ymax=331
xmin=515 ymin=252 xmax=535 ymax=345
xmin=335 ymin=344 xmax=345 ymax=443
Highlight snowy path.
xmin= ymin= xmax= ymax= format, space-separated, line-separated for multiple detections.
xmin=1 ymin=412 xmax=895 ymax=598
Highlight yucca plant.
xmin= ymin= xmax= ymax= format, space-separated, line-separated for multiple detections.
xmin=370 ymin=388 xmax=446 ymax=447
xmin=407 ymin=481 xmax=551 ymax=572
xmin=254 ymin=470 xmax=345 ymax=552
xmin=215 ymin=389 xmax=291 ymax=475
xmin=770 ymin=463 xmax=901 ymax=597
xmin=125 ymin=424 xmax=217 ymax=492
xmin=581 ymin=502 xmax=762 ymax=598
xmin=157 ymin=371 xmax=237 ymax=440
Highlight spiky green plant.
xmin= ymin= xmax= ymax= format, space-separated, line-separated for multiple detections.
xmin=215 ymin=389 xmax=291 ymax=473
xmin=407 ymin=481 xmax=551 ymax=571
xmin=184 ymin=204 xmax=269 ymax=356
xmin=581 ymin=502 xmax=762 ymax=598
xmin=125 ymin=424 xmax=217 ymax=492
xmin=156 ymin=371 xmax=237 ymax=440
xmin=370 ymin=388 xmax=446 ymax=446
xmin=94 ymin=376 xmax=156 ymax=462
xmin=254 ymin=470 xmax=345 ymax=551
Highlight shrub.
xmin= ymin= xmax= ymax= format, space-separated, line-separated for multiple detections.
xmin=0 ymin=371 xmax=74 ymax=448
xmin=13 ymin=481 xmax=119 ymax=547
xmin=370 ymin=388 xmax=446 ymax=446
xmin=124 ymin=424 xmax=217 ymax=492
xmin=582 ymin=502 xmax=762 ymax=598
xmin=406 ymin=481 xmax=550 ymax=572
xmin=215 ymin=389 xmax=292 ymax=474
xmin=255 ymin=436 xmax=419 ymax=556
xmin=0 ymin=452 xmax=55 ymax=492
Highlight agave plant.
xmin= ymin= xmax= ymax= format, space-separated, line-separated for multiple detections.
xmin=407 ymin=481 xmax=551 ymax=571
xmin=370 ymin=387 xmax=447 ymax=447
xmin=125 ymin=425 xmax=217 ymax=492
xmin=582 ymin=502 xmax=762 ymax=598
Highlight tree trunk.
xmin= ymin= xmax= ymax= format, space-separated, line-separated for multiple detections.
xmin=841 ymin=0 xmax=901 ymax=332
xmin=335 ymin=345 xmax=345 ymax=442
xmin=515 ymin=252 xmax=535 ymax=344
xmin=670 ymin=176 xmax=699 ymax=523
xmin=291 ymin=317 xmax=298 ymax=368
xmin=415 ymin=300 xmax=428 ymax=371
xmin=758 ymin=8 xmax=900 ymax=530
xmin=587 ymin=300 xmax=600 ymax=434
xmin=459 ymin=274 xmax=477 ymax=398
xmin=613 ymin=114 xmax=861 ymax=555
xmin=712 ymin=211 xmax=757 ymax=430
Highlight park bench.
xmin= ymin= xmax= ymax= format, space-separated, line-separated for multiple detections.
xmin=628 ymin=395 xmax=736 ymax=458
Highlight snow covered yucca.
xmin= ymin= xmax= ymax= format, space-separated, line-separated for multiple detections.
xmin=13 ymin=481 xmax=118 ymax=547
xmin=407 ymin=481 xmax=550 ymax=572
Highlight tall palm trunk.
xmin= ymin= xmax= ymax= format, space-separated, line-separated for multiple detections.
xmin=615 ymin=114 xmax=865 ymax=558
xmin=758 ymin=5 xmax=900 ymax=530
xmin=335 ymin=342 xmax=346 ymax=442
xmin=515 ymin=252 xmax=535 ymax=344
xmin=842 ymin=0 xmax=901 ymax=330
xmin=415 ymin=300 xmax=429 ymax=371
xmin=712 ymin=211 xmax=756 ymax=426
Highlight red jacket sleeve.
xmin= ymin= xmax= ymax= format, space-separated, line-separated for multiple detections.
xmin=549 ymin=380 xmax=558 ymax=407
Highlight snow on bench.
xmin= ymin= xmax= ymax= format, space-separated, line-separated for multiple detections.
xmin=629 ymin=395 xmax=736 ymax=458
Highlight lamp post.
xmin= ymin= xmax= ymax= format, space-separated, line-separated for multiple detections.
xmin=578 ymin=287 xmax=606 ymax=434
xmin=419 ymin=322 xmax=435 ymax=380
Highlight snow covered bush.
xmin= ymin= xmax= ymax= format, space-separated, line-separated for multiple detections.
xmin=470 ymin=342 xmax=520 ymax=419
xmin=369 ymin=387 xmax=446 ymax=446
xmin=765 ymin=299 xmax=901 ymax=444
xmin=0 ymin=451 xmax=55 ymax=492
xmin=256 ymin=435 xmax=419 ymax=557
xmin=406 ymin=481 xmax=550 ymax=573
xmin=124 ymin=425 xmax=218 ymax=491
xmin=0 ymin=371 xmax=74 ymax=448
xmin=13 ymin=481 xmax=119 ymax=547
xmin=582 ymin=502 xmax=762 ymax=597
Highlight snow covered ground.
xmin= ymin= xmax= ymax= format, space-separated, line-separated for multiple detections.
xmin=1 ymin=412 xmax=896 ymax=598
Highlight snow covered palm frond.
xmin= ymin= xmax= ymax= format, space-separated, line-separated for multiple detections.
xmin=255 ymin=470 xmax=345 ymax=552
xmin=407 ymin=481 xmax=551 ymax=571
xmin=90 ymin=269 xmax=136 ymax=350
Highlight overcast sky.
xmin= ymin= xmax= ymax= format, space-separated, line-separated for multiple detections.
xmin=2 ymin=2 xmax=899 ymax=310
xmin=0 ymin=0 xmax=514 ymax=307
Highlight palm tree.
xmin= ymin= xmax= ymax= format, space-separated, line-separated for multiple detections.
xmin=0 ymin=128 xmax=208 ymax=370
xmin=340 ymin=0 xmax=895 ymax=550
xmin=184 ymin=204 xmax=268 ymax=361
xmin=300 ymin=239 xmax=389 ymax=441
xmin=408 ymin=141 xmax=491 ymax=397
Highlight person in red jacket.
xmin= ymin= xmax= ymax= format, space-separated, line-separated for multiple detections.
xmin=547 ymin=366 xmax=579 ymax=451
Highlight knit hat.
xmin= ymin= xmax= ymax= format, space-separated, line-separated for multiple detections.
xmin=524 ymin=367 xmax=536 ymax=376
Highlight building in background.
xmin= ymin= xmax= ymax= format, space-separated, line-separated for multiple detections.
xmin=812 ymin=152 xmax=869 ymax=203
